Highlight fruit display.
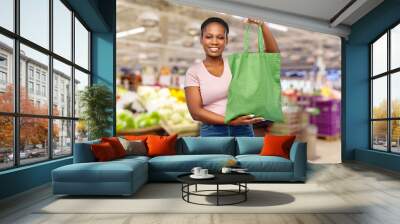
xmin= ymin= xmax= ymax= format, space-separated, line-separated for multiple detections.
xmin=116 ymin=86 xmax=145 ymax=113
xmin=169 ymin=88 xmax=185 ymax=102
xmin=137 ymin=86 xmax=199 ymax=135
xmin=116 ymin=109 xmax=161 ymax=132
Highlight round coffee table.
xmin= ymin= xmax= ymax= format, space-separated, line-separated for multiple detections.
xmin=177 ymin=173 xmax=255 ymax=206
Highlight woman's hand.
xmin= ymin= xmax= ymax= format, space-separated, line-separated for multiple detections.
xmin=229 ymin=115 xmax=265 ymax=126
xmin=244 ymin=18 xmax=280 ymax=53
xmin=245 ymin=18 xmax=264 ymax=26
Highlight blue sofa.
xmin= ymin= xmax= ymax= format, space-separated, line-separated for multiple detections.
xmin=52 ymin=137 xmax=307 ymax=196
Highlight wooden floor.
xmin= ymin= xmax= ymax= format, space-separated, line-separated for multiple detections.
xmin=1 ymin=162 xmax=400 ymax=224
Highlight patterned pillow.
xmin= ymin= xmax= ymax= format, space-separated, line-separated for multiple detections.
xmin=118 ymin=137 xmax=147 ymax=156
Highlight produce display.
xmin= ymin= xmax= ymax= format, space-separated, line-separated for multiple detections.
xmin=137 ymin=86 xmax=199 ymax=135
xmin=116 ymin=85 xmax=198 ymax=135
xmin=117 ymin=109 xmax=160 ymax=132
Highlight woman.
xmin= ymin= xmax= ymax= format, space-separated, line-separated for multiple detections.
xmin=184 ymin=17 xmax=280 ymax=137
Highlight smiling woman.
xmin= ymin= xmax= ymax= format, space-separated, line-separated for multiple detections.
xmin=184 ymin=17 xmax=280 ymax=137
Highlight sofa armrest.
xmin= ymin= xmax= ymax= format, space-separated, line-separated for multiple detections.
xmin=73 ymin=140 xmax=100 ymax=163
xmin=289 ymin=141 xmax=307 ymax=181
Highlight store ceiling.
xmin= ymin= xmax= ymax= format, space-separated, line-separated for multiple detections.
xmin=172 ymin=0 xmax=384 ymax=37
xmin=117 ymin=0 xmax=345 ymax=72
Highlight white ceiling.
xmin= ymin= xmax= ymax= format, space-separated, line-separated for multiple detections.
xmin=171 ymin=0 xmax=384 ymax=37
xmin=226 ymin=0 xmax=352 ymax=21
xmin=117 ymin=0 xmax=345 ymax=71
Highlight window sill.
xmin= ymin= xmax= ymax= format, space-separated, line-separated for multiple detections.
xmin=0 ymin=156 xmax=72 ymax=175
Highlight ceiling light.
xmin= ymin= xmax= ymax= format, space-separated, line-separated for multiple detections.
xmin=117 ymin=27 xmax=145 ymax=38
xmin=232 ymin=15 xmax=244 ymax=20
xmin=268 ymin=23 xmax=288 ymax=32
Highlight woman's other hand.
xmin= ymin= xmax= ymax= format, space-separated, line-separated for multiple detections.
xmin=229 ymin=115 xmax=265 ymax=126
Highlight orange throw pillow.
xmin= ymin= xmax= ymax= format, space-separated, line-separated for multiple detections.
xmin=101 ymin=137 xmax=127 ymax=158
xmin=124 ymin=135 xmax=149 ymax=141
xmin=146 ymin=134 xmax=178 ymax=157
xmin=259 ymin=135 xmax=296 ymax=159
xmin=91 ymin=142 xmax=117 ymax=161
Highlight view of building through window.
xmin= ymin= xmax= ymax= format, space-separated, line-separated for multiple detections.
xmin=0 ymin=0 xmax=91 ymax=170
xmin=371 ymin=23 xmax=400 ymax=153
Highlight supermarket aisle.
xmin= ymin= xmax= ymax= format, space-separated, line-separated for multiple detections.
xmin=308 ymin=139 xmax=341 ymax=164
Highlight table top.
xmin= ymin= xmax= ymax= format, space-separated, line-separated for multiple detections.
xmin=177 ymin=172 xmax=255 ymax=185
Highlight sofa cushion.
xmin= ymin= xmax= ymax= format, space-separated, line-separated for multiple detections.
xmin=52 ymin=159 xmax=147 ymax=183
xmin=124 ymin=135 xmax=149 ymax=141
xmin=91 ymin=142 xmax=118 ymax=161
xmin=235 ymin=137 xmax=264 ymax=155
xmin=149 ymin=154 xmax=235 ymax=172
xmin=177 ymin=137 xmax=235 ymax=155
xmin=147 ymin=134 xmax=178 ymax=157
xmin=101 ymin=137 xmax=127 ymax=158
xmin=260 ymin=135 xmax=296 ymax=159
xmin=236 ymin=155 xmax=293 ymax=172
xmin=118 ymin=138 xmax=147 ymax=156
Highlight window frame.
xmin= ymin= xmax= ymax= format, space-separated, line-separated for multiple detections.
xmin=370 ymin=20 xmax=400 ymax=154
xmin=0 ymin=0 xmax=92 ymax=171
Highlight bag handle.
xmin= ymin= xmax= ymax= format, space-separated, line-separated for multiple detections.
xmin=243 ymin=25 xmax=265 ymax=53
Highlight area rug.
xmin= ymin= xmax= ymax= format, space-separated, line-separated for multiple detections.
xmin=37 ymin=183 xmax=361 ymax=214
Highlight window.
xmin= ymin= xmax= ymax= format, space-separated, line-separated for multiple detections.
xmin=0 ymin=53 xmax=9 ymax=90
xmin=0 ymin=0 xmax=14 ymax=31
xmin=75 ymin=18 xmax=89 ymax=70
xmin=20 ymin=0 xmax=49 ymax=49
xmin=0 ymin=72 xmax=6 ymax=85
xmin=28 ymin=81 xmax=34 ymax=94
xmin=28 ymin=67 xmax=34 ymax=80
xmin=53 ymin=59 xmax=72 ymax=117
xmin=41 ymin=73 xmax=46 ymax=82
xmin=53 ymin=0 xmax=72 ymax=60
xmin=370 ymin=23 xmax=400 ymax=154
xmin=53 ymin=119 xmax=72 ymax=158
xmin=74 ymin=69 xmax=89 ymax=118
xmin=42 ymin=85 xmax=46 ymax=97
xmin=0 ymin=116 xmax=13 ymax=170
xmin=0 ymin=54 xmax=7 ymax=67
xmin=74 ymin=69 xmax=89 ymax=142
xmin=35 ymin=70 xmax=41 ymax=81
xmin=36 ymin=84 xmax=40 ymax=95
xmin=20 ymin=117 xmax=49 ymax=165
xmin=0 ymin=0 xmax=91 ymax=170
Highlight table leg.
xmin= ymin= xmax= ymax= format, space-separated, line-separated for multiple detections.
xmin=181 ymin=184 xmax=183 ymax=199
xmin=187 ymin=184 xmax=190 ymax=202
xmin=245 ymin=183 xmax=247 ymax=201
xmin=217 ymin=184 xmax=219 ymax=206
xmin=195 ymin=184 xmax=197 ymax=192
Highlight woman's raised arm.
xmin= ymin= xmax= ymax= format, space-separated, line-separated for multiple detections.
xmin=247 ymin=18 xmax=280 ymax=53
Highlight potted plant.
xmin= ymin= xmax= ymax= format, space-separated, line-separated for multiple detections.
xmin=79 ymin=84 xmax=113 ymax=140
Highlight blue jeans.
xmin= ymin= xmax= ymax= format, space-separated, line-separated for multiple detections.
xmin=200 ymin=124 xmax=254 ymax=137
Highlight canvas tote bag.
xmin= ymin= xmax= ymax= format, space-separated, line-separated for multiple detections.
xmin=224 ymin=25 xmax=283 ymax=123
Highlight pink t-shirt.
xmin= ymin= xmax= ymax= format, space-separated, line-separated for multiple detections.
xmin=184 ymin=58 xmax=232 ymax=116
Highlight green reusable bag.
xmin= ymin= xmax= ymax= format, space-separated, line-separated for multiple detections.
xmin=224 ymin=25 xmax=283 ymax=123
